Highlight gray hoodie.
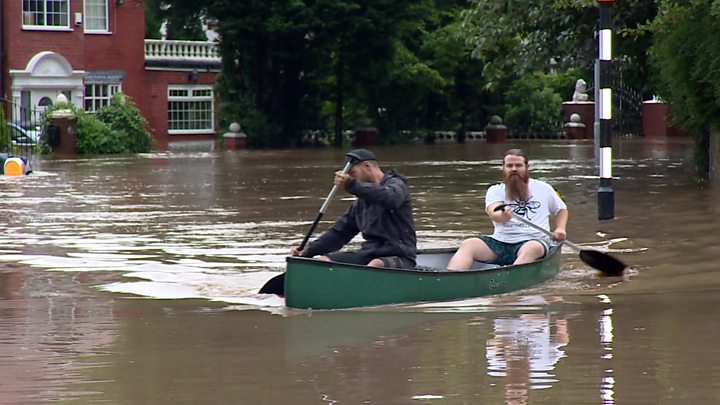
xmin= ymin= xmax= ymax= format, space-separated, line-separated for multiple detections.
xmin=305 ymin=169 xmax=417 ymax=263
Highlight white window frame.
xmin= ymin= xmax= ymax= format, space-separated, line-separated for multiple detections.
xmin=84 ymin=0 xmax=109 ymax=33
xmin=84 ymin=83 xmax=121 ymax=112
xmin=22 ymin=0 xmax=71 ymax=30
xmin=167 ymin=85 xmax=215 ymax=134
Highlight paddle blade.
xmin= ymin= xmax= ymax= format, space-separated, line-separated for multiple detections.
xmin=258 ymin=273 xmax=285 ymax=296
xmin=579 ymin=250 xmax=626 ymax=276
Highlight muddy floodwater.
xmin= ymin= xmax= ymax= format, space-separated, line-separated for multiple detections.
xmin=1 ymin=138 xmax=719 ymax=404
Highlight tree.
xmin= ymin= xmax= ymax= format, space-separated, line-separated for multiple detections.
xmin=382 ymin=17 xmax=490 ymax=135
xmin=648 ymin=0 xmax=720 ymax=178
xmin=461 ymin=0 xmax=658 ymax=96
xmin=145 ymin=0 xmax=163 ymax=39
xmin=208 ymin=0 xmax=317 ymax=147
xmin=163 ymin=0 xmax=439 ymax=147
xmin=146 ymin=0 xmax=207 ymax=40
xmin=156 ymin=0 xmax=666 ymax=148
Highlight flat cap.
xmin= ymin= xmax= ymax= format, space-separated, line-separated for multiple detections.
xmin=345 ymin=149 xmax=376 ymax=165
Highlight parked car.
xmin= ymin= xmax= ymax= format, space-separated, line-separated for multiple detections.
xmin=8 ymin=123 xmax=43 ymax=146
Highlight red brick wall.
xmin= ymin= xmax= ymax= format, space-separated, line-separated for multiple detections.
xmin=85 ymin=0 xmax=146 ymax=99
xmin=4 ymin=1 xmax=87 ymax=70
xmin=3 ymin=0 xmax=143 ymax=92
xmin=2 ymin=0 xmax=219 ymax=150
xmin=142 ymin=70 xmax=218 ymax=150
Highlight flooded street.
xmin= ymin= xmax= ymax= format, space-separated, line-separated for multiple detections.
xmin=1 ymin=138 xmax=719 ymax=404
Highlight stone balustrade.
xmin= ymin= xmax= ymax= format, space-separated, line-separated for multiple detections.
xmin=144 ymin=39 xmax=220 ymax=62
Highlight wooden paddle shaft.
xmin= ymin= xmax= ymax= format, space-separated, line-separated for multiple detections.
xmin=319 ymin=161 xmax=352 ymax=214
xmin=502 ymin=208 xmax=583 ymax=252
xmin=298 ymin=160 xmax=353 ymax=250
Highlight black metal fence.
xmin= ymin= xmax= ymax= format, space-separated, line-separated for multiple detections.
xmin=0 ymin=98 xmax=46 ymax=160
xmin=611 ymin=81 xmax=643 ymax=137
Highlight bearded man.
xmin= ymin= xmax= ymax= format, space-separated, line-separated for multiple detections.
xmin=448 ymin=149 xmax=568 ymax=269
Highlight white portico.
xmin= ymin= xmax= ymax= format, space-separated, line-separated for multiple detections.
xmin=9 ymin=51 xmax=85 ymax=122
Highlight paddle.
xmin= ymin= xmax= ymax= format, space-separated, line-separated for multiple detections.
xmin=493 ymin=204 xmax=627 ymax=276
xmin=259 ymin=160 xmax=354 ymax=296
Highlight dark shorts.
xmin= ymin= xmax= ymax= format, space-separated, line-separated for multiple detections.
xmin=479 ymin=236 xmax=550 ymax=266
xmin=326 ymin=251 xmax=416 ymax=269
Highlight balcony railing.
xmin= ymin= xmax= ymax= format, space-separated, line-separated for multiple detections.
xmin=144 ymin=39 xmax=221 ymax=63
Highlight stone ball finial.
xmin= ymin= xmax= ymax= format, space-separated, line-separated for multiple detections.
xmin=229 ymin=122 xmax=241 ymax=133
xmin=570 ymin=113 xmax=581 ymax=123
xmin=56 ymin=93 xmax=69 ymax=105
xmin=489 ymin=115 xmax=503 ymax=125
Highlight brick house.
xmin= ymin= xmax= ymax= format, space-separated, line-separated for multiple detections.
xmin=0 ymin=0 xmax=220 ymax=150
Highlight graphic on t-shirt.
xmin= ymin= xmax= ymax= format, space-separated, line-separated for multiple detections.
xmin=507 ymin=199 xmax=540 ymax=218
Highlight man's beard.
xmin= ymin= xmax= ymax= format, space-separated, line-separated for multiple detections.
xmin=504 ymin=172 xmax=530 ymax=201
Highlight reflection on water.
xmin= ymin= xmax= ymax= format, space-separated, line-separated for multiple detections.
xmin=598 ymin=294 xmax=616 ymax=404
xmin=3 ymin=138 xmax=720 ymax=403
xmin=276 ymin=295 xmax=579 ymax=404
xmin=486 ymin=308 xmax=569 ymax=395
xmin=420 ymin=295 xmax=573 ymax=403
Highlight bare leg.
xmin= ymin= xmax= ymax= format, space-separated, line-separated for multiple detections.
xmin=367 ymin=258 xmax=384 ymax=267
xmin=316 ymin=255 xmax=331 ymax=261
xmin=447 ymin=237 xmax=497 ymax=270
xmin=514 ymin=240 xmax=544 ymax=265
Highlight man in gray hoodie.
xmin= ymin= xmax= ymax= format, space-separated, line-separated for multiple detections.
xmin=291 ymin=149 xmax=417 ymax=269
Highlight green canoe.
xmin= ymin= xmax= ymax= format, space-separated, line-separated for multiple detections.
xmin=284 ymin=245 xmax=562 ymax=309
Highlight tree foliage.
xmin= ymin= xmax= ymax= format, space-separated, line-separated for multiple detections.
xmin=96 ymin=94 xmax=154 ymax=153
xmin=649 ymin=1 xmax=720 ymax=132
xmin=461 ymin=0 xmax=597 ymax=90
xmin=157 ymin=0 xmax=669 ymax=148
xmin=145 ymin=0 xmax=206 ymax=40
xmin=461 ymin=0 xmax=658 ymax=96
xmin=503 ymin=71 xmax=580 ymax=136
xmin=145 ymin=0 xmax=163 ymax=39
xmin=162 ymin=0 xmax=482 ymax=147
xmin=648 ymin=0 xmax=720 ymax=177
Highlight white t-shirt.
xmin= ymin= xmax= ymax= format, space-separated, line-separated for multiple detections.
xmin=485 ymin=179 xmax=567 ymax=243
xmin=486 ymin=313 xmax=568 ymax=384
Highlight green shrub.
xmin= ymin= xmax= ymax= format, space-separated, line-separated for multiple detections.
xmin=75 ymin=111 xmax=124 ymax=154
xmin=96 ymin=93 xmax=153 ymax=152
xmin=42 ymin=93 xmax=152 ymax=154
xmin=0 ymin=108 xmax=9 ymax=147
xmin=503 ymin=72 xmax=564 ymax=136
